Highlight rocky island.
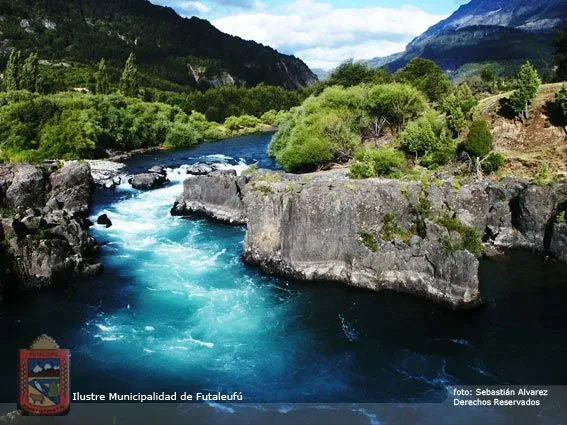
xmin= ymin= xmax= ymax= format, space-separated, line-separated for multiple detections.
xmin=172 ymin=169 xmax=567 ymax=309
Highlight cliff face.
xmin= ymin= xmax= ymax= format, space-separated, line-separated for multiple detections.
xmin=0 ymin=162 xmax=101 ymax=300
xmin=173 ymin=170 xmax=567 ymax=309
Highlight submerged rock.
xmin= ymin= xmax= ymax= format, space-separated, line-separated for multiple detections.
xmin=173 ymin=170 xmax=567 ymax=308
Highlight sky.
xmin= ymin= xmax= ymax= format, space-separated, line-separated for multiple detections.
xmin=149 ymin=0 xmax=464 ymax=70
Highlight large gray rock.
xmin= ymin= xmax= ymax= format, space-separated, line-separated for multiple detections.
xmin=171 ymin=170 xmax=248 ymax=224
xmin=242 ymin=177 xmax=480 ymax=309
xmin=129 ymin=172 xmax=168 ymax=190
xmin=550 ymin=223 xmax=567 ymax=263
xmin=4 ymin=163 xmax=46 ymax=212
xmin=48 ymin=162 xmax=95 ymax=217
xmin=172 ymin=170 xmax=567 ymax=308
xmin=0 ymin=162 xmax=101 ymax=294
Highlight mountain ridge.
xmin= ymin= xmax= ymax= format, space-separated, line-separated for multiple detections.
xmin=368 ymin=0 xmax=567 ymax=74
xmin=0 ymin=0 xmax=317 ymax=90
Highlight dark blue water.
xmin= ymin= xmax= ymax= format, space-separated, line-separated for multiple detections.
xmin=1 ymin=133 xmax=567 ymax=406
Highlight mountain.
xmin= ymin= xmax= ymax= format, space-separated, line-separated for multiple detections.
xmin=369 ymin=0 xmax=567 ymax=74
xmin=0 ymin=0 xmax=317 ymax=90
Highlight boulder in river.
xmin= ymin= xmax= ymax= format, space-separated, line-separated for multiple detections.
xmin=129 ymin=172 xmax=168 ymax=190
xmin=97 ymin=214 xmax=113 ymax=228
xmin=185 ymin=163 xmax=216 ymax=176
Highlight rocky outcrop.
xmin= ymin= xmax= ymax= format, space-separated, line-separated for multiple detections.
xmin=0 ymin=162 xmax=101 ymax=297
xmin=172 ymin=170 xmax=567 ymax=309
xmin=550 ymin=223 xmax=567 ymax=262
xmin=129 ymin=167 xmax=168 ymax=190
xmin=171 ymin=170 xmax=248 ymax=225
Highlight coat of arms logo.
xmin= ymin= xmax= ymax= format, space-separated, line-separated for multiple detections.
xmin=18 ymin=335 xmax=70 ymax=416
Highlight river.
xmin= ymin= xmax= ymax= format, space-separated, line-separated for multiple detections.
xmin=1 ymin=133 xmax=566 ymax=421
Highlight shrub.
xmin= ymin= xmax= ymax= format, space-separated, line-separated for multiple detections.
xmin=366 ymin=83 xmax=428 ymax=134
xmin=436 ymin=216 xmax=484 ymax=257
xmin=359 ymin=229 xmax=379 ymax=252
xmin=398 ymin=111 xmax=455 ymax=167
xmin=349 ymin=147 xmax=405 ymax=179
xmin=463 ymin=120 xmax=493 ymax=158
xmin=164 ymin=121 xmax=199 ymax=149
xmin=481 ymin=152 xmax=505 ymax=174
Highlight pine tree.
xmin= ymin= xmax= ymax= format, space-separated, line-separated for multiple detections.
xmin=119 ymin=53 xmax=139 ymax=97
xmin=20 ymin=52 xmax=39 ymax=92
xmin=95 ymin=58 xmax=110 ymax=94
xmin=3 ymin=50 xmax=22 ymax=91
xmin=508 ymin=62 xmax=541 ymax=123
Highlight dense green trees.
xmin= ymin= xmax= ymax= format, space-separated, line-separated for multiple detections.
xmin=394 ymin=58 xmax=452 ymax=103
xmin=508 ymin=62 xmax=541 ymax=122
xmin=184 ymin=84 xmax=301 ymax=122
xmin=398 ymin=110 xmax=455 ymax=167
xmin=270 ymin=82 xmax=438 ymax=171
xmin=326 ymin=60 xmax=392 ymax=88
xmin=0 ymin=91 xmax=273 ymax=162
xmin=120 ymin=53 xmax=140 ymax=98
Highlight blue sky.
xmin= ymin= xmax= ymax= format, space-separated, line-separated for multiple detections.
xmin=150 ymin=0 xmax=464 ymax=69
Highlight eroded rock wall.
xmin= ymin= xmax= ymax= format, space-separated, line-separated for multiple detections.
xmin=173 ymin=170 xmax=567 ymax=309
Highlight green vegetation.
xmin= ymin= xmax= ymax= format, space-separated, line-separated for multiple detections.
xmin=0 ymin=90 xmax=274 ymax=162
xmin=358 ymin=229 xmax=379 ymax=252
xmin=533 ymin=162 xmax=556 ymax=186
xmin=507 ymin=62 xmax=541 ymax=122
xmin=436 ymin=215 xmax=484 ymax=257
xmin=349 ymin=147 xmax=405 ymax=179
xmin=554 ymin=84 xmax=567 ymax=123
xmin=0 ymin=0 xmax=314 ymax=91
xmin=556 ymin=211 xmax=566 ymax=224
xmin=394 ymin=58 xmax=452 ymax=103
xmin=120 ymin=53 xmax=140 ymax=98
xmin=443 ymin=83 xmax=477 ymax=136
xmin=398 ymin=110 xmax=455 ymax=167
xmin=381 ymin=213 xmax=412 ymax=243
xmin=463 ymin=120 xmax=493 ymax=158
xmin=95 ymin=59 xmax=110 ymax=95
xmin=316 ymin=60 xmax=392 ymax=91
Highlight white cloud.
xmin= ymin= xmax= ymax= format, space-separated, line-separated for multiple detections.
xmin=212 ymin=0 xmax=447 ymax=69
xmin=176 ymin=1 xmax=211 ymax=15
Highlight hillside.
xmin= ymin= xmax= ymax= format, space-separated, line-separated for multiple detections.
xmin=369 ymin=0 xmax=567 ymax=75
xmin=475 ymin=83 xmax=567 ymax=181
xmin=0 ymin=0 xmax=317 ymax=91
